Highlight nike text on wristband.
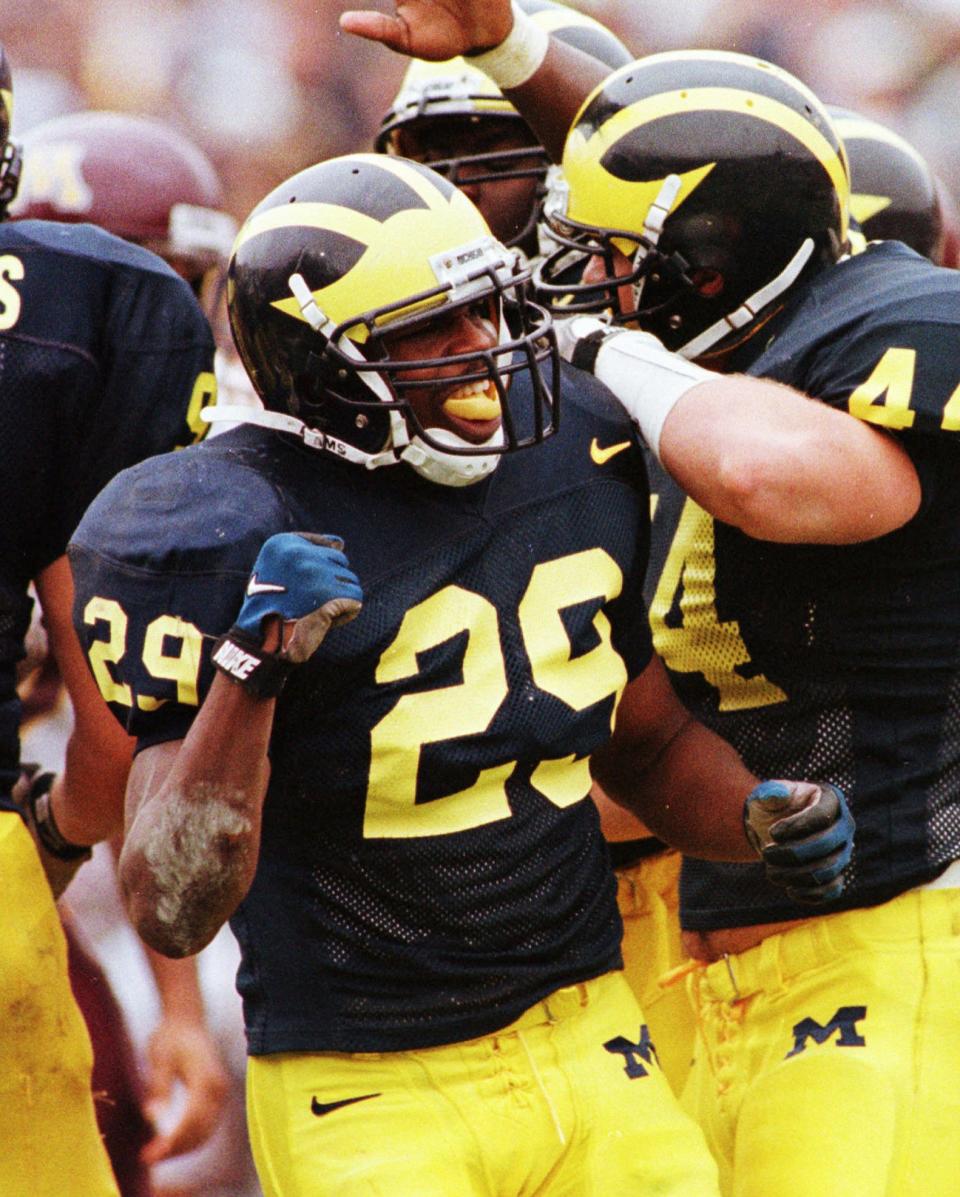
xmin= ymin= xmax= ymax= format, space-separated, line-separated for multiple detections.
xmin=28 ymin=773 xmax=93 ymax=863
xmin=466 ymin=1 xmax=549 ymax=89
xmin=211 ymin=626 xmax=293 ymax=699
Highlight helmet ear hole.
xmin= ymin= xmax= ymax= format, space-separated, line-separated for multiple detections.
xmin=692 ymin=268 xmax=725 ymax=298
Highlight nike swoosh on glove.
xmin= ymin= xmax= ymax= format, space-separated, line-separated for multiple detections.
xmin=744 ymin=779 xmax=855 ymax=904
xmin=234 ymin=532 xmax=363 ymax=663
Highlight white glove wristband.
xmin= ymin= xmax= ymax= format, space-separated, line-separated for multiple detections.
xmin=593 ymin=331 xmax=714 ymax=462
xmin=467 ymin=2 xmax=549 ymax=89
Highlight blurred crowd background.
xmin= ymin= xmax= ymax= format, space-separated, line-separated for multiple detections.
xmin=6 ymin=0 xmax=960 ymax=227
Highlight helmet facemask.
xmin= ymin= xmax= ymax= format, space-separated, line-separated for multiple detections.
xmin=535 ymin=173 xmax=694 ymax=328
xmin=535 ymin=51 xmax=850 ymax=361
xmin=286 ymin=241 xmax=559 ymax=486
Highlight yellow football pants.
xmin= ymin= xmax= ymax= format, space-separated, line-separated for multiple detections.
xmin=616 ymin=846 xmax=696 ymax=1095
xmin=0 ymin=812 xmax=118 ymax=1196
xmin=247 ymin=970 xmax=721 ymax=1196
xmin=682 ymin=884 xmax=960 ymax=1196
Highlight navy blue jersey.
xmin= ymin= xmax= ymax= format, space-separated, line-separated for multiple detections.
xmin=0 ymin=219 xmax=214 ymax=809
xmin=640 ymin=241 xmax=960 ymax=928
xmin=70 ymin=365 xmax=653 ymax=1053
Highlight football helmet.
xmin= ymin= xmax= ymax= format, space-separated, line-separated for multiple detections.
xmin=0 ymin=42 xmax=22 ymax=218
xmin=536 ymin=50 xmax=850 ymax=361
xmin=375 ymin=0 xmax=632 ymax=250
xmin=10 ymin=110 xmax=236 ymax=293
xmin=829 ymin=107 xmax=944 ymax=263
xmin=223 ymin=154 xmax=559 ymax=487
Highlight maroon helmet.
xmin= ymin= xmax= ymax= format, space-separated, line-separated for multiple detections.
xmin=0 ymin=42 xmax=22 ymax=217
xmin=10 ymin=110 xmax=236 ymax=289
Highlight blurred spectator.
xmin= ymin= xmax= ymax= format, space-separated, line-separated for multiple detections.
xmin=7 ymin=1 xmax=958 ymax=227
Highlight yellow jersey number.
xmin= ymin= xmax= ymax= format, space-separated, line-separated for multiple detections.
xmin=82 ymin=547 xmax=629 ymax=839
xmin=848 ymin=345 xmax=960 ymax=431
xmin=176 ymin=370 xmax=216 ymax=448
xmin=649 ymin=497 xmax=787 ymax=712
xmin=0 ymin=254 xmax=24 ymax=331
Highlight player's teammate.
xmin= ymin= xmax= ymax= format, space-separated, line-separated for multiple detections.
xmin=70 ymin=153 xmax=852 ymax=1197
xmin=0 ymin=40 xmax=217 ymax=1197
xmin=829 ymin=105 xmax=956 ymax=264
xmin=375 ymin=0 xmax=631 ymax=260
xmin=341 ymin=5 xmax=960 ymax=1192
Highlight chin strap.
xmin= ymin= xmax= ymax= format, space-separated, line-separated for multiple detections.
xmin=399 ymin=426 xmax=503 ymax=487
xmin=201 ymin=404 xmax=400 ymax=468
xmin=201 ymin=405 xmax=500 ymax=486
xmin=203 ymin=272 xmax=507 ymax=486
xmin=679 ymin=238 xmax=816 ymax=360
xmin=630 ymin=174 xmax=683 ymax=309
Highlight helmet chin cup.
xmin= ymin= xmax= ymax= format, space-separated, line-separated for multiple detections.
xmin=400 ymin=425 xmax=504 ymax=487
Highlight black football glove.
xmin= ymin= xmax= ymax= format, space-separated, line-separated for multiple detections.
xmin=744 ymin=779 xmax=854 ymax=904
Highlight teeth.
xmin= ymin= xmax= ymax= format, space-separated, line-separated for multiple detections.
xmin=442 ymin=379 xmax=501 ymax=420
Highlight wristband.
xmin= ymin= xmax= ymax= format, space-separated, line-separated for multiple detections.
xmin=466 ymin=2 xmax=549 ymax=89
xmin=27 ymin=772 xmax=93 ymax=863
xmin=593 ymin=330 xmax=714 ymax=462
xmin=211 ymin=626 xmax=294 ymax=699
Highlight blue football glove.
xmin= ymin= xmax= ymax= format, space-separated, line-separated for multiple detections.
xmin=744 ymin=780 xmax=854 ymax=905
xmin=235 ymin=532 xmax=363 ymax=660
xmin=212 ymin=533 xmax=363 ymax=697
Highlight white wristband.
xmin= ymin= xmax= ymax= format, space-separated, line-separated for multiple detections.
xmin=468 ymin=2 xmax=549 ymax=90
xmin=593 ymin=331 xmax=714 ymax=462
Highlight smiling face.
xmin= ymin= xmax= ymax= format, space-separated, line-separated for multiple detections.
xmin=381 ymin=297 xmax=504 ymax=446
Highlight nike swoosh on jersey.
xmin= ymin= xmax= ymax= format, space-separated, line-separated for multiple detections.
xmin=246 ymin=574 xmax=287 ymax=597
xmin=311 ymin=1092 xmax=382 ymax=1117
xmin=590 ymin=438 xmax=632 ymax=465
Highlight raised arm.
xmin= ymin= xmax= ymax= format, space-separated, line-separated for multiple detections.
xmin=119 ymin=532 xmax=363 ymax=956
xmin=339 ymin=0 xmax=609 ymax=161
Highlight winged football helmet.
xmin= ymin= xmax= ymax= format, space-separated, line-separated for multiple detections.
xmin=536 ymin=50 xmax=851 ymax=361
xmin=224 ymin=154 xmax=559 ymax=487
xmin=829 ymin=107 xmax=945 ymax=263
xmin=10 ymin=110 xmax=236 ymax=293
xmin=0 ymin=43 xmax=22 ymax=218
xmin=375 ymin=0 xmax=632 ymax=251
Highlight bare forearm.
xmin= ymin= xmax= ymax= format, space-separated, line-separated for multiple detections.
xmin=120 ymin=675 xmax=272 ymax=957
xmin=54 ymin=728 xmax=132 ymax=844
xmin=659 ymin=376 xmax=921 ymax=543
xmin=592 ymin=716 xmax=757 ymax=862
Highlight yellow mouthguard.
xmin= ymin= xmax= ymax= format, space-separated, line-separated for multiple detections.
xmin=442 ymin=394 xmax=502 ymax=420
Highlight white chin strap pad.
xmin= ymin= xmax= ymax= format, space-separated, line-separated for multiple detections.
xmin=400 ymin=426 xmax=503 ymax=487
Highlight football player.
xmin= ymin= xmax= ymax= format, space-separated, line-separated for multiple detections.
xmin=375 ymin=0 xmax=632 ymax=260
xmin=0 ymin=41 xmax=219 ymax=1197
xmin=374 ymin=0 xmax=696 ymax=1096
xmin=343 ymin=5 xmax=960 ymax=1193
xmin=8 ymin=108 xmax=255 ymax=412
xmin=70 ymin=152 xmax=852 ymax=1197
xmin=829 ymin=105 xmax=957 ymax=264
xmin=9 ymin=106 xmax=240 ymax=1186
